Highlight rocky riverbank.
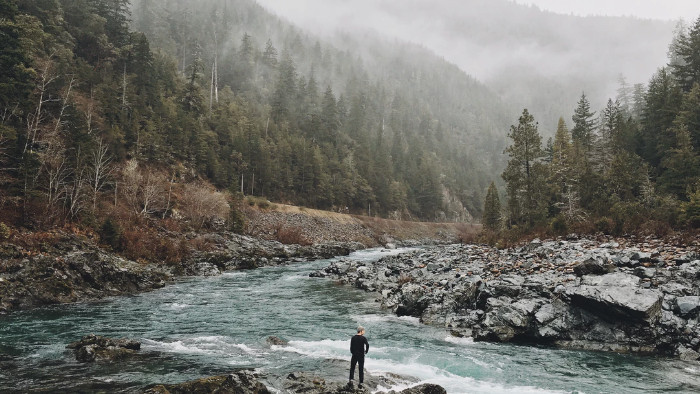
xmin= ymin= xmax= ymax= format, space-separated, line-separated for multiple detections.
xmin=0 ymin=230 xmax=363 ymax=314
xmin=312 ymin=236 xmax=700 ymax=360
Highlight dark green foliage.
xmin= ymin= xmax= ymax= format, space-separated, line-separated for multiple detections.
xmin=550 ymin=215 xmax=567 ymax=235
xmin=482 ymin=182 xmax=501 ymax=231
xmin=683 ymin=184 xmax=700 ymax=228
xmin=0 ymin=0 xmax=33 ymax=108
xmin=228 ymin=194 xmax=246 ymax=234
xmin=502 ymin=109 xmax=548 ymax=227
xmin=571 ymin=93 xmax=596 ymax=152
xmin=99 ymin=217 xmax=122 ymax=250
xmin=671 ymin=16 xmax=700 ymax=92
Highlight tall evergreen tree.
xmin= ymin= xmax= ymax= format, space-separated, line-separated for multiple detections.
xmin=671 ymin=16 xmax=700 ymax=92
xmin=0 ymin=0 xmax=33 ymax=109
xmin=571 ymin=93 xmax=596 ymax=153
xmin=640 ymin=68 xmax=682 ymax=168
xmin=502 ymin=109 xmax=548 ymax=227
xmin=482 ymin=181 xmax=501 ymax=230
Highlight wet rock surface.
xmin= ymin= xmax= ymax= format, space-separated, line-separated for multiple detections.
xmin=0 ymin=236 xmax=169 ymax=314
xmin=273 ymin=359 xmax=440 ymax=394
xmin=144 ymin=363 xmax=444 ymax=394
xmin=313 ymin=236 xmax=700 ymax=359
xmin=0 ymin=232 xmax=363 ymax=314
xmin=145 ymin=370 xmax=271 ymax=394
xmin=67 ymin=334 xmax=142 ymax=362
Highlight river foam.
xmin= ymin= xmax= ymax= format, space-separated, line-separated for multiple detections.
xmin=272 ymin=338 xmax=563 ymax=394
xmin=142 ymin=336 xmax=262 ymax=357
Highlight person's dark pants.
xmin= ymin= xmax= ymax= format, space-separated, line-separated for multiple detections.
xmin=349 ymin=354 xmax=365 ymax=383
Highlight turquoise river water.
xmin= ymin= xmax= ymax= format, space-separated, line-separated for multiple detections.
xmin=1 ymin=248 xmax=700 ymax=393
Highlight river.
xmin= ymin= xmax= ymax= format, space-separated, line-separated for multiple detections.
xmin=1 ymin=248 xmax=699 ymax=393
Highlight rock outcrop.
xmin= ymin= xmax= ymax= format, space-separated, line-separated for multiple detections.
xmin=0 ymin=242 xmax=169 ymax=314
xmin=0 ymin=231 xmax=363 ymax=314
xmin=67 ymin=334 xmax=142 ymax=362
xmin=145 ymin=370 xmax=270 ymax=394
xmin=313 ymin=236 xmax=700 ymax=358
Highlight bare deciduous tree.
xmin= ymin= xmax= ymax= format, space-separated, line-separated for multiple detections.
xmin=65 ymin=147 xmax=87 ymax=221
xmin=121 ymin=159 xmax=169 ymax=216
xmin=23 ymin=55 xmax=59 ymax=158
xmin=88 ymin=138 xmax=114 ymax=212
xmin=178 ymin=181 xmax=229 ymax=229
xmin=40 ymin=133 xmax=70 ymax=220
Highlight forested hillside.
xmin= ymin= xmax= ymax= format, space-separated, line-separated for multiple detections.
xmin=0 ymin=0 xmax=513 ymax=233
xmin=255 ymin=0 xmax=676 ymax=137
xmin=485 ymin=16 xmax=700 ymax=237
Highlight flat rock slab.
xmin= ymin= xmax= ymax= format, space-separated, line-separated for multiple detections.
xmin=566 ymin=286 xmax=662 ymax=323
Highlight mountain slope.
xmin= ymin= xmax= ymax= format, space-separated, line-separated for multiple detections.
xmin=130 ymin=0 xmax=513 ymax=219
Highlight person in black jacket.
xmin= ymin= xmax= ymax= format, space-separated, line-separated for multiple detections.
xmin=349 ymin=326 xmax=369 ymax=388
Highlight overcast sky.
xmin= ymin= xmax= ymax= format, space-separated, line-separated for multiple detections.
xmin=513 ymin=0 xmax=697 ymax=20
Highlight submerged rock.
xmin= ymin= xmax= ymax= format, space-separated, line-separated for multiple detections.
xmin=266 ymin=336 xmax=288 ymax=346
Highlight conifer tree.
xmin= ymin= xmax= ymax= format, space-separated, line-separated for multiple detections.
xmin=482 ymin=182 xmax=501 ymax=231
xmin=640 ymin=68 xmax=682 ymax=167
xmin=502 ymin=109 xmax=548 ymax=227
xmin=571 ymin=93 xmax=596 ymax=153
xmin=551 ymin=117 xmax=573 ymax=190
xmin=671 ymin=16 xmax=700 ymax=92
xmin=0 ymin=0 xmax=33 ymax=109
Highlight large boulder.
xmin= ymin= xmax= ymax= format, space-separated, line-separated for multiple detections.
xmin=566 ymin=278 xmax=663 ymax=323
xmin=66 ymin=334 xmax=141 ymax=362
xmin=395 ymin=284 xmax=430 ymax=318
xmin=675 ymin=296 xmax=700 ymax=317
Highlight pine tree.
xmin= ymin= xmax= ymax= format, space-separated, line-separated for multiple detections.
xmin=658 ymin=124 xmax=700 ymax=198
xmin=0 ymin=0 xmax=33 ymax=109
xmin=502 ymin=109 xmax=548 ymax=227
xmin=482 ymin=182 xmax=501 ymax=231
xmin=640 ymin=68 xmax=682 ymax=167
xmin=262 ymin=39 xmax=278 ymax=67
xmin=551 ymin=117 xmax=573 ymax=189
xmin=571 ymin=93 xmax=596 ymax=153
xmin=671 ymin=16 xmax=700 ymax=92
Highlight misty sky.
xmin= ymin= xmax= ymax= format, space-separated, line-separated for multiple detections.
xmin=514 ymin=0 xmax=697 ymax=21
xmin=254 ymin=0 xmax=690 ymax=129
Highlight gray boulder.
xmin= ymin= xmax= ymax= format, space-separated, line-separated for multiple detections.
xmin=675 ymin=296 xmax=700 ymax=316
xmin=573 ymin=258 xmax=615 ymax=276
xmin=67 ymin=334 xmax=141 ymax=362
xmin=566 ymin=285 xmax=662 ymax=323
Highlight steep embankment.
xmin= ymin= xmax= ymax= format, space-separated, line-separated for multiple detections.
xmin=314 ymin=236 xmax=700 ymax=360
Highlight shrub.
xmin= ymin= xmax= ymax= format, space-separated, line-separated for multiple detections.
xmin=682 ymin=186 xmax=700 ymax=228
xmin=99 ymin=218 xmax=122 ymax=250
xmin=594 ymin=217 xmax=613 ymax=234
xmin=397 ymin=273 xmax=413 ymax=285
xmin=229 ymin=205 xmax=246 ymax=234
xmin=178 ymin=182 xmax=230 ymax=229
xmin=0 ymin=222 xmax=10 ymax=240
xmin=245 ymin=196 xmax=273 ymax=210
xmin=276 ymin=226 xmax=311 ymax=245
xmin=257 ymin=199 xmax=271 ymax=210
xmin=550 ymin=216 xmax=568 ymax=235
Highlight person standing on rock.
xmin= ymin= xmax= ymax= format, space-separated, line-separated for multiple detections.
xmin=349 ymin=326 xmax=369 ymax=388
